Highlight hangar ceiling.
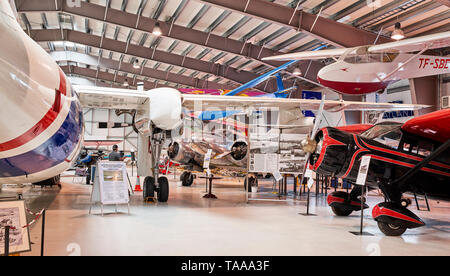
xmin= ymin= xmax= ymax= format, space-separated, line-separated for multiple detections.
xmin=15 ymin=0 xmax=450 ymax=92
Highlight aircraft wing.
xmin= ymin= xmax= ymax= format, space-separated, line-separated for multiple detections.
xmin=369 ymin=31 xmax=450 ymax=53
xmin=262 ymin=48 xmax=348 ymax=61
xmin=75 ymin=85 xmax=149 ymax=110
xmin=181 ymin=94 xmax=429 ymax=112
xmin=75 ymin=85 xmax=429 ymax=113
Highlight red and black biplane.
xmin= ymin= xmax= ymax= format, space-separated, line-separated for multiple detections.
xmin=304 ymin=109 xmax=450 ymax=236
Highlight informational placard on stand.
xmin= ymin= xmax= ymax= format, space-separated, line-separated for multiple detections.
xmin=351 ymin=155 xmax=374 ymax=236
xmin=305 ymin=169 xmax=315 ymax=189
xmin=356 ymin=156 xmax=372 ymax=186
xmin=90 ymin=162 xmax=130 ymax=215
xmin=203 ymin=149 xmax=213 ymax=169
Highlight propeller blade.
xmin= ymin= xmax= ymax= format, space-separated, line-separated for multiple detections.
xmin=298 ymin=95 xmax=326 ymax=193
xmin=311 ymin=95 xmax=326 ymax=138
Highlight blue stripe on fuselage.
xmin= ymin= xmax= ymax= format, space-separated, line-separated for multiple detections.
xmin=0 ymin=97 xmax=83 ymax=178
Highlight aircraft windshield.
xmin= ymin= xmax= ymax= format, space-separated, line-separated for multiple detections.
xmin=360 ymin=123 xmax=403 ymax=149
xmin=344 ymin=53 xmax=399 ymax=64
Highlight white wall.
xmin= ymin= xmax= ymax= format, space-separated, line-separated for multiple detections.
xmin=83 ymin=108 xmax=138 ymax=152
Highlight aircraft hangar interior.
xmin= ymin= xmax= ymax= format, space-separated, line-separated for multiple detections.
xmin=0 ymin=0 xmax=449 ymax=260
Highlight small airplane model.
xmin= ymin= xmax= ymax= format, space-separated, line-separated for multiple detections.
xmin=264 ymin=32 xmax=450 ymax=95
xmin=0 ymin=1 xmax=430 ymax=202
xmin=301 ymin=109 xmax=450 ymax=236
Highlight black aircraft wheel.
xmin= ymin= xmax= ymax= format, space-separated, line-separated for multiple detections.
xmin=157 ymin=177 xmax=170 ymax=203
xmin=143 ymin=176 xmax=155 ymax=200
xmin=244 ymin=177 xmax=257 ymax=193
xmin=331 ymin=206 xmax=353 ymax=217
xmin=182 ymin=172 xmax=194 ymax=187
xmin=180 ymin=172 xmax=188 ymax=182
xmin=377 ymin=221 xmax=407 ymax=236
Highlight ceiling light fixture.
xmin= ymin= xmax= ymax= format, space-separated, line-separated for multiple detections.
xmin=391 ymin=22 xmax=405 ymax=40
xmin=293 ymin=67 xmax=302 ymax=76
xmin=133 ymin=59 xmax=140 ymax=69
xmin=152 ymin=22 xmax=162 ymax=36
xmin=123 ymin=79 xmax=129 ymax=87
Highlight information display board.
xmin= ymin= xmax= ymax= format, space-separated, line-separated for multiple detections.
xmin=356 ymin=156 xmax=372 ymax=186
xmin=249 ymin=133 xmax=306 ymax=175
xmin=90 ymin=162 xmax=130 ymax=206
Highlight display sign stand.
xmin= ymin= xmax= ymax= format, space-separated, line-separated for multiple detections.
xmin=300 ymin=176 xmax=317 ymax=216
xmin=89 ymin=162 xmax=131 ymax=216
xmin=40 ymin=210 xmax=46 ymax=256
xmin=350 ymin=156 xmax=374 ymax=236
xmin=4 ymin=226 xmax=9 ymax=256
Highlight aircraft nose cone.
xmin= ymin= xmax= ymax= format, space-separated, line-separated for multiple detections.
xmin=301 ymin=138 xmax=317 ymax=154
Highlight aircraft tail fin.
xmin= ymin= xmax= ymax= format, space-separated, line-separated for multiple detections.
xmin=275 ymin=73 xmax=285 ymax=92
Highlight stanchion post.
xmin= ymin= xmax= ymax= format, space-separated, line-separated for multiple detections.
xmin=41 ymin=209 xmax=46 ymax=257
xmin=350 ymin=155 xmax=374 ymax=236
xmin=300 ymin=186 xmax=316 ymax=217
xmin=306 ymin=188 xmax=310 ymax=215
xmin=4 ymin=226 xmax=10 ymax=256
xmin=316 ymin=174 xmax=319 ymax=196
xmin=360 ymin=185 xmax=364 ymax=234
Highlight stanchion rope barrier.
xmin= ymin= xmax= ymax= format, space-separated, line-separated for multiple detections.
xmin=4 ymin=209 xmax=45 ymax=230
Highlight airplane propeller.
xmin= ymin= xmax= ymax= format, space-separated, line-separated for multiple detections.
xmin=298 ymin=96 xmax=326 ymax=191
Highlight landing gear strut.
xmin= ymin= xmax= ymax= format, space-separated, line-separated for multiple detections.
xmin=143 ymin=128 xmax=170 ymax=203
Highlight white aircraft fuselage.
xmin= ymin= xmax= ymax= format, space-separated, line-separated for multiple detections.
xmin=317 ymin=48 xmax=450 ymax=95
xmin=0 ymin=1 xmax=84 ymax=184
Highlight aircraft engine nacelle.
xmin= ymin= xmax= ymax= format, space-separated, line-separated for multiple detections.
xmin=228 ymin=140 xmax=248 ymax=166
xmin=308 ymin=128 xmax=353 ymax=177
xmin=168 ymin=141 xmax=196 ymax=164
xmin=134 ymin=88 xmax=183 ymax=135
xmin=147 ymin=88 xmax=182 ymax=131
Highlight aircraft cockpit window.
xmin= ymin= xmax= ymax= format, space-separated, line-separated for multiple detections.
xmin=361 ymin=123 xmax=403 ymax=149
xmin=401 ymin=139 xmax=434 ymax=157
xmin=417 ymin=141 xmax=433 ymax=157
xmin=403 ymin=143 xmax=411 ymax=152
xmin=344 ymin=53 xmax=398 ymax=64
xmin=382 ymin=53 xmax=399 ymax=63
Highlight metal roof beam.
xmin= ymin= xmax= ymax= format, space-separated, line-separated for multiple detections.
xmin=194 ymin=0 xmax=391 ymax=47
xmin=435 ymin=0 xmax=450 ymax=8
xmin=52 ymin=51 xmax=231 ymax=89
xmin=352 ymin=0 xmax=424 ymax=28
xmin=311 ymin=0 xmax=340 ymax=15
xmin=29 ymin=29 xmax=279 ymax=92
xmin=62 ymin=65 xmax=178 ymax=90
xmin=403 ymin=10 xmax=450 ymax=34
xmin=370 ymin=1 xmax=443 ymax=31
xmin=16 ymin=0 xmax=323 ymax=85
xmin=331 ymin=0 xmax=367 ymax=22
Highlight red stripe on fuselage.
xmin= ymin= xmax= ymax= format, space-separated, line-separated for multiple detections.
xmin=369 ymin=155 xmax=450 ymax=177
xmin=342 ymin=135 xmax=370 ymax=178
xmin=313 ymin=128 xmax=346 ymax=171
xmin=360 ymin=139 xmax=450 ymax=173
xmin=0 ymin=69 xmax=67 ymax=152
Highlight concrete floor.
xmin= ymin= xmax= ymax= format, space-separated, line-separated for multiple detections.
xmin=2 ymin=172 xmax=449 ymax=256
